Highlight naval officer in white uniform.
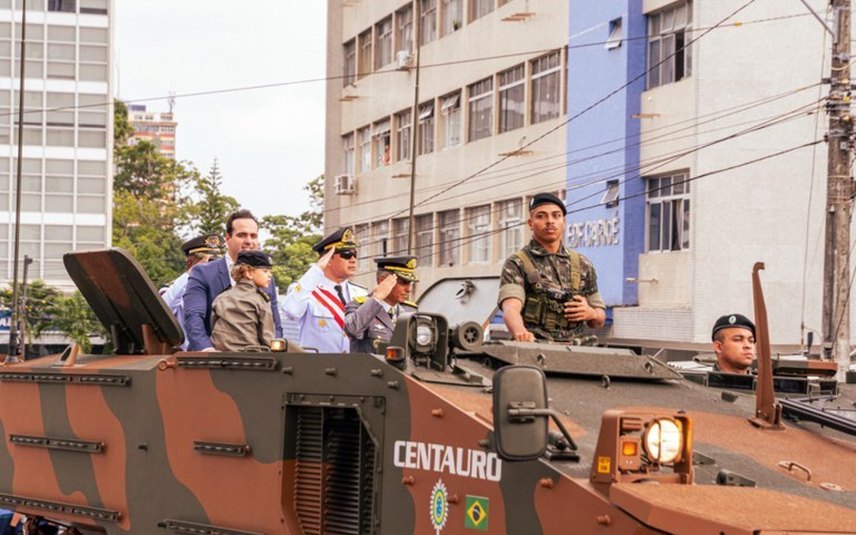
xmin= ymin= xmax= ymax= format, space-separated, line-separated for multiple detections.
xmin=280 ymin=227 xmax=367 ymax=353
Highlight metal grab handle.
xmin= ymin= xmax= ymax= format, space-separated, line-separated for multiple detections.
xmin=778 ymin=460 xmax=812 ymax=481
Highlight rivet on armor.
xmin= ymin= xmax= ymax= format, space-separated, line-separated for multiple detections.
xmin=431 ymin=408 xmax=444 ymax=418
xmin=596 ymin=515 xmax=611 ymax=526
xmin=539 ymin=478 xmax=554 ymax=489
xmin=325 ymin=367 xmax=337 ymax=376
xmin=387 ymin=381 xmax=399 ymax=390
xmin=402 ymin=475 xmax=415 ymax=486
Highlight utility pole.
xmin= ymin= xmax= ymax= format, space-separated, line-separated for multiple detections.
xmin=821 ymin=0 xmax=853 ymax=382
xmin=19 ymin=255 xmax=31 ymax=359
xmin=406 ymin=0 xmax=422 ymax=255
xmin=5 ymin=0 xmax=27 ymax=364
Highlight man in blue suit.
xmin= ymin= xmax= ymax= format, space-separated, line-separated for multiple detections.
xmin=183 ymin=209 xmax=283 ymax=351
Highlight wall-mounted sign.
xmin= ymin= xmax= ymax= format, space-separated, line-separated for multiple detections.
xmin=567 ymin=217 xmax=620 ymax=248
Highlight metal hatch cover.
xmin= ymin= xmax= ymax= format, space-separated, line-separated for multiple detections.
xmin=417 ymin=276 xmax=499 ymax=327
xmin=63 ymin=248 xmax=183 ymax=353
xmin=479 ymin=341 xmax=681 ymax=380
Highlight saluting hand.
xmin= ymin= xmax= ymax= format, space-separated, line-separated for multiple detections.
xmin=564 ymin=295 xmax=595 ymax=322
xmin=317 ymin=247 xmax=336 ymax=270
xmin=372 ymin=274 xmax=398 ymax=301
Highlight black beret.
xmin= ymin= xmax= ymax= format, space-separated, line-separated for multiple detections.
xmin=236 ymin=250 xmax=273 ymax=269
xmin=312 ymin=226 xmax=358 ymax=254
xmin=375 ymin=256 xmax=419 ymax=282
xmin=529 ymin=192 xmax=566 ymax=215
xmin=711 ymin=314 xmax=756 ymax=340
xmin=181 ymin=234 xmax=224 ymax=256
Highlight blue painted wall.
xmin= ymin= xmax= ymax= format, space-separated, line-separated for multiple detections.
xmin=566 ymin=0 xmax=646 ymax=307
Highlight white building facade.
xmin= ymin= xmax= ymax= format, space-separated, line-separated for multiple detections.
xmin=0 ymin=0 xmax=112 ymax=290
xmin=325 ymin=0 xmax=569 ymax=293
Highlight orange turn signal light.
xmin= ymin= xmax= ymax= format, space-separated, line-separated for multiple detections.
xmin=621 ymin=440 xmax=638 ymax=457
xmin=386 ymin=346 xmax=405 ymax=364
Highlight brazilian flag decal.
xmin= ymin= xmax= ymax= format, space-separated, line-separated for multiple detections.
xmin=465 ymin=496 xmax=489 ymax=531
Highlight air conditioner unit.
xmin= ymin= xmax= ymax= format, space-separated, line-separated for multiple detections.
xmin=334 ymin=174 xmax=356 ymax=195
xmin=396 ymin=50 xmax=414 ymax=70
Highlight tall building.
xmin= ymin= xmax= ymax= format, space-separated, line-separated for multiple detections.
xmin=325 ymin=0 xmax=569 ymax=293
xmin=127 ymin=103 xmax=176 ymax=159
xmin=0 ymin=0 xmax=112 ymax=290
xmin=566 ymin=0 xmax=828 ymax=350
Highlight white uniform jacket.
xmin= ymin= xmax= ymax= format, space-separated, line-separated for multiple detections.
xmin=280 ymin=264 xmax=367 ymax=353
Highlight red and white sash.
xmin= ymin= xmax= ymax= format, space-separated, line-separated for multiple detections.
xmin=312 ymin=287 xmax=345 ymax=328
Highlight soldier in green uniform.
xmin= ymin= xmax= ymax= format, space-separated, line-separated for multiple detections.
xmin=497 ymin=192 xmax=606 ymax=343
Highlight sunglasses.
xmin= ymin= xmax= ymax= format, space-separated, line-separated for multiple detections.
xmin=336 ymin=250 xmax=358 ymax=260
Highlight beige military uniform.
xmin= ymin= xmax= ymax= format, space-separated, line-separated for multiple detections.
xmin=210 ymin=279 xmax=275 ymax=352
xmin=498 ymin=239 xmax=605 ymax=342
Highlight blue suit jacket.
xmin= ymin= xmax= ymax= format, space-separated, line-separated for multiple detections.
xmin=183 ymin=257 xmax=283 ymax=350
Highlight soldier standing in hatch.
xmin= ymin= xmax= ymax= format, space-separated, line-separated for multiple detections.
xmin=210 ymin=250 xmax=276 ymax=352
xmin=497 ymin=192 xmax=606 ymax=343
xmin=344 ymin=256 xmax=419 ymax=354
xmin=711 ymin=313 xmax=756 ymax=374
xmin=280 ymin=227 xmax=367 ymax=352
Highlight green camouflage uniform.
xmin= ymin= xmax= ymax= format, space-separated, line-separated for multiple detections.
xmin=498 ymin=239 xmax=605 ymax=342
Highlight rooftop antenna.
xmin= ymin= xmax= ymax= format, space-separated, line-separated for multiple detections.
xmin=168 ymin=92 xmax=176 ymax=114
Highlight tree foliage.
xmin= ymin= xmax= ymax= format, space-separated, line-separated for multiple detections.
xmin=0 ymin=280 xmax=64 ymax=343
xmin=262 ymin=175 xmax=324 ymax=291
xmin=185 ymin=159 xmax=239 ymax=237
xmin=50 ymin=291 xmax=105 ymax=353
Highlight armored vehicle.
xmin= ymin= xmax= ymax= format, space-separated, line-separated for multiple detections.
xmin=0 ymin=249 xmax=854 ymax=534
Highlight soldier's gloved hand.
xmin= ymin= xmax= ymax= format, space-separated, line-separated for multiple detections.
xmin=513 ymin=330 xmax=535 ymax=342
xmin=372 ymin=273 xmax=398 ymax=301
xmin=317 ymin=247 xmax=336 ymax=270
xmin=564 ymin=295 xmax=594 ymax=322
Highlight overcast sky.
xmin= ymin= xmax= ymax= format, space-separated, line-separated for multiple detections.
xmin=114 ymin=1 xmax=327 ymax=225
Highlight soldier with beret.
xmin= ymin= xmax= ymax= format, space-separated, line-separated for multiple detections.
xmin=711 ymin=313 xmax=756 ymax=374
xmin=210 ymin=250 xmax=277 ymax=352
xmin=281 ymin=227 xmax=368 ymax=353
xmin=344 ymin=256 xmax=419 ymax=354
xmin=498 ymin=192 xmax=606 ymax=343
xmin=162 ymin=234 xmax=224 ymax=350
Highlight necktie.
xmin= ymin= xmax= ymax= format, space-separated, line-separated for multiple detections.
xmin=334 ymin=284 xmax=346 ymax=306
xmin=388 ymin=307 xmax=396 ymax=319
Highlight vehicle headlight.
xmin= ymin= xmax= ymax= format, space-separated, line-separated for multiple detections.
xmin=643 ymin=418 xmax=683 ymax=464
xmin=416 ymin=324 xmax=434 ymax=347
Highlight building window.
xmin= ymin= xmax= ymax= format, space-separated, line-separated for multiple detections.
xmin=358 ymin=29 xmax=372 ymax=79
xmin=420 ymin=0 xmax=437 ymax=45
xmin=375 ymin=17 xmax=393 ymax=68
xmin=468 ymin=77 xmax=493 ymax=142
xmin=373 ymin=119 xmax=391 ymax=168
xmin=440 ymin=92 xmax=461 ymax=148
xmin=354 ymin=223 xmax=370 ymax=272
xmin=498 ymin=64 xmax=524 ymax=133
xmin=396 ymin=5 xmax=413 ymax=55
xmin=442 ymin=0 xmax=463 ymax=35
xmin=601 ymin=180 xmax=619 ymax=207
xmin=467 ymin=205 xmax=491 ymax=263
xmin=438 ymin=209 xmax=460 ymax=266
xmin=373 ymin=220 xmax=390 ymax=257
xmin=392 ymin=217 xmax=409 ymax=255
xmin=606 ymin=18 xmax=622 ymax=50
xmin=343 ymin=39 xmax=356 ymax=86
xmin=79 ymin=0 xmax=108 ymax=15
xmin=396 ymin=109 xmax=411 ymax=162
xmin=531 ymin=50 xmax=561 ymax=124
xmin=357 ymin=126 xmax=371 ymax=173
xmin=415 ymin=214 xmax=433 ymax=266
xmin=647 ymin=1 xmax=692 ymax=89
xmin=498 ymin=198 xmax=523 ymax=259
xmin=343 ymin=133 xmax=355 ymax=175
xmin=48 ymin=0 xmax=75 ymax=12
xmin=645 ymin=171 xmax=690 ymax=252
xmin=417 ymin=102 xmax=434 ymax=155
xmin=470 ymin=0 xmax=494 ymax=22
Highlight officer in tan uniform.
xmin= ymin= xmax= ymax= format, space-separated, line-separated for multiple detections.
xmin=210 ymin=250 xmax=276 ymax=352
xmin=344 ymin=256 xmax=419 ymax=354
xmin=498 ymin=192 xmax=606 ymax=343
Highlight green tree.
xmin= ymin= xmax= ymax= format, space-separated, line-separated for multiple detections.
xmin=0 ymin=279 xmax=63 ymax=347
xmin=262 ymin=175 xmax=324 ymax=291
xmin=50 ymin=291 xmax=105 ymax=353
xmin=112 ymin=99 xmax=198 ymax=285
xmin=185 ymin=159 xmax=239 ymax=236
